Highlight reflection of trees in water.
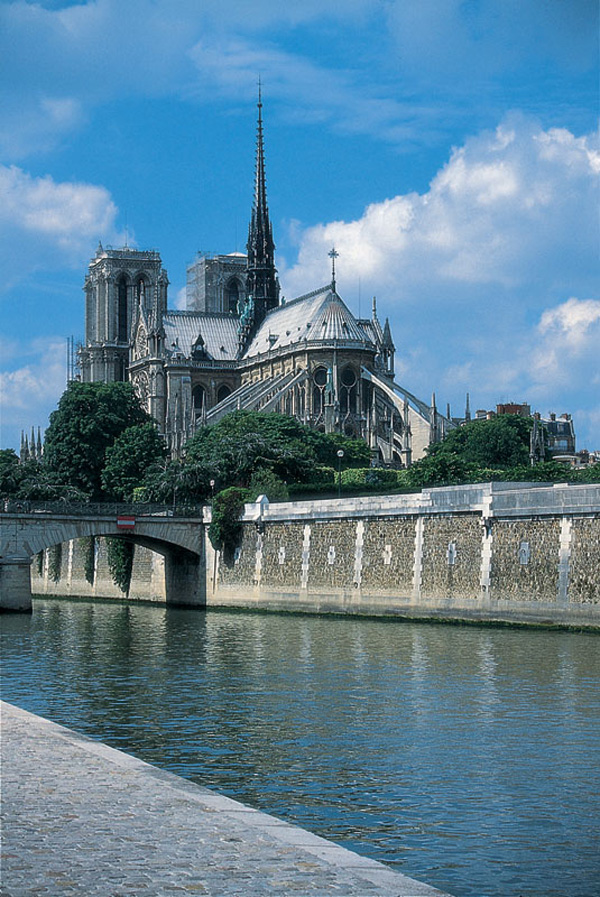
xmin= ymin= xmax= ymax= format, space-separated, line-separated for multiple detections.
xmin=3 ymin=601 xmax=600 ymax=897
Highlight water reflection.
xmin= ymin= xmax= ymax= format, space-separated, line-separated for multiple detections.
xmin=2 ymin=600 xmax=599 ymax=897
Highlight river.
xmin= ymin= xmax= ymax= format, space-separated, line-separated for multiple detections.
xmin=1 ymin=598 xmax=599 ymax=897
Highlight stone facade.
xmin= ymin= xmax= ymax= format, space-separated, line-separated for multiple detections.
xmin=420 ymin=515 xmax=482 ymax=601
xmin=360 ymin=517 xmax=415 ymax=596
xmin=32 ymin=539 xmax=165 ymax=603
xmin=490 ymin=519 xmax=561 ymax=603
xmin=208 ymin=483 xmax=600 ymax=627
xmin=569 ymin=518 xmax=600 ymax=604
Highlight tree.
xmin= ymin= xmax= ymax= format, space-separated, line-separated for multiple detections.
xmin=184 ymin=411 xmax=318 ymax=489
xmin=248 ymin=468 xmax=289 ymax=501
xmin=102 ymin=423 xmax=166 ymax=501
xmin=0 ymin=449 xmax=23 ymax=497
xmin=426 ymin=414 xmax=531 ymax=469
xmin=44 ymin=381 xmax=152 ymax=499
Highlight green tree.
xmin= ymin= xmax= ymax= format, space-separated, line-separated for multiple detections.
xmin=44 ymin=381 xmax=152 ymax=499
xmin=426 ymin=414 xmax=531 ymax=469
xmin=0 ymin=449 xmax=21 ymax=496
xmin=248 ymin=468 xmax=289 ymax=501
xmin=184 ymin=411 xmax=314 ymax=488
xmin=102 ymin=423 xmax=166 ymax=501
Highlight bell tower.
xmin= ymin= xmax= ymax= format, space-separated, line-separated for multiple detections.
xmin=79 ymin=243 xmax=168 ymax=383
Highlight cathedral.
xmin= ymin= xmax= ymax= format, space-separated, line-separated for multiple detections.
xmin=79 ymin=97 xmax=454 ymax=464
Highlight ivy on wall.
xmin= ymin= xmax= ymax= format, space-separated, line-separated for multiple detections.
xmin=80 ymin=536 xmax=96 ymax=586
xmin=208 ymin=486 xmax=250 ymax=564
xmin=106 ymin=537 xmax=134 ymax=594
xmin=35 ymin=550 xmax=44 ymax=578
xmin=48 ymin=544 xmax=62 ymax=582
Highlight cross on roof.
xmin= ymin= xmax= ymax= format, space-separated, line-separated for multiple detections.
xmin=328 ymin=246 xmax=339 ymax=290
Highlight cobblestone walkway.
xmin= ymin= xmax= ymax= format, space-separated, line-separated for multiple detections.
xmin=1 ymin=702 xmax=449 ymax=896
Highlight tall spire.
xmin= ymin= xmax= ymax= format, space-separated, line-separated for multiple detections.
xmin=246 ymin=82 xmax=279 ymax=325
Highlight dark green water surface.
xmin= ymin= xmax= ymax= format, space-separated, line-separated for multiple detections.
xmin=2 ymin=599 xmax=599 ymax=897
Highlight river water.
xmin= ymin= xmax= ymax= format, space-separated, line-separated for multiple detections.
xmin=1 ymin=599 xmax=599 ymax=897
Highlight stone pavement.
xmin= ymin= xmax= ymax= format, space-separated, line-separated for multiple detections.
xmin=0 ymin=702 xmax=450 ymax=896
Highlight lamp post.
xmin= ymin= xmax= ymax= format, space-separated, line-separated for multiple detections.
xmin=336 ymin=449 xmax=344 ymax=499
xmin=210 ymin=479 xmax=215 ymax=503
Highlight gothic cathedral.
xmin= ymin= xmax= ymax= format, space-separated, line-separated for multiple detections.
xmin=79 ymin=97 xmax=453 ymax=462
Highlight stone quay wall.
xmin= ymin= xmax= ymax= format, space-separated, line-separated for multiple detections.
xmin=30 ymin=483 xmax=600 ymax=627
xmin=32 ymin=539 xmax=166 ymax=603
xmin=207 ymin=483 xmax=600 ymax=627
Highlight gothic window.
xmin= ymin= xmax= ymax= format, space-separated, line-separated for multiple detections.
xmin=117 ymin=276 xmax=128 ymax=342
xmin=193 ymin=384 xmax=206 ymax=414
xmin=217 ymin=384 xmax=232 ymax=403
xmin=340 ymin=366 xmax=357 ymax=415
xmin=225 ymin=278 xmax=240 ymax=314
xmin=312 ymin=366 xmax=327 ymax=417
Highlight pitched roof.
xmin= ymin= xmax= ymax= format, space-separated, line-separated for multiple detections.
xmin=242 ymin=287 xmax=375 ymax=358
xmin=162 ymin=312 xmax=239 ymax=361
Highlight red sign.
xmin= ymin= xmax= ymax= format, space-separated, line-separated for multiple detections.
xmin=117 ymin=516 xmax=136 ymax=529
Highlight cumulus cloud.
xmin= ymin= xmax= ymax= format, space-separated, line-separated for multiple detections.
xmin=280 ymin=117 xmax=599 ymax=444
xmin=0 ymin=338 xmax=66 ymax=449
xmin=0 ymin=165 xmax=123 ymax=289
xmin=538 ymin=298 xmax=600 ymax=348
xmin=281 ymin=116 xmax=599 ymax=303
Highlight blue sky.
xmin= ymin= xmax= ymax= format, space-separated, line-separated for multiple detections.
xmin=1 ymin=0 xmax=598 ymax=452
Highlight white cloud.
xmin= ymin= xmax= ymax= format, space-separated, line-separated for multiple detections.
xmin=0 ymin=339 xmax=66 ymax=450
xmin=281 ymin=116 xmax=599 ymax=301
xmin=279 ymin=116 xmax=599 ymax=445
xmin=0 ymin=165 xmax=123 ymax=289
xmin=538 ymin=297 xmax=600 ymax=348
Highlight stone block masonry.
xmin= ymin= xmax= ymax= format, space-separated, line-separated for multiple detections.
xmin=26 ymin=482 xmax=600 ymax=627
xmin=209 ymin=483 xmax=600 ymax=627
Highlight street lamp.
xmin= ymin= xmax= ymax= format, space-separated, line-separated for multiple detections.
xmin=336 ymin=449 xmax=344 ymax=499
xmin=210 ymin=479 xmax=215 ymax=502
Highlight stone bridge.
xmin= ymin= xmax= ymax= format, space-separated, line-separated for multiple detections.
xmin=0 ymin=503 xmax=206 ymax=612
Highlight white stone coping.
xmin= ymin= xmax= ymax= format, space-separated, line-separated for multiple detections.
xmin=200 ymin=482 xmax=600 ymax=525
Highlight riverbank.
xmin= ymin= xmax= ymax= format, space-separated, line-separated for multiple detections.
xmin=1 ymin=701 xmax=449 ymax=896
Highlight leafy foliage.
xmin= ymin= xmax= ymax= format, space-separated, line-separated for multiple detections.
xmin=247 ymin=468 xmax=289 ymax=502
xmin=101 ymin=423 xmax=166 ymax=501
xmin=426 ymin=414 xmax=532 ymax=468
xmin=208 ymin=486 xmax=250 ymax=558
xmin=184 ymin=411 xmax=368 ymax=495
xmin=106 ymin=537 xmax=135 ymax=594
xmin=0 ymin=449 xmax=21 ymax=496
xmin=44 ymin=381 xmax=151 ymax=500
xmin=80 ymin=536 xmax=96 ymax=586
xmin=48 ymin=544 xmax=62 ymax=582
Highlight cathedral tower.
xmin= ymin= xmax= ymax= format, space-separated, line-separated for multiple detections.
xmin=245 ymin=88 xmax=280 ymax=328
xmin=79 ymin=244 xmax=168 ymax=383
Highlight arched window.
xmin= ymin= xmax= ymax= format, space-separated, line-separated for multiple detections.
xmin=117 ymin=276 xmax=128 ymax=343
xmin=340 ymin=366 xmax=357 ymax=415
xmin=225 ymin=278 xmax=240 ymax=314
xmin=312 ymin=366 xmax=328 ymax=417
xmin=217 ymin=384 xmax=232 ymax=403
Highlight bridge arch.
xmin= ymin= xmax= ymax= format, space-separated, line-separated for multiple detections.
xmin=0 ymin=508 xmax=206 ymax=613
